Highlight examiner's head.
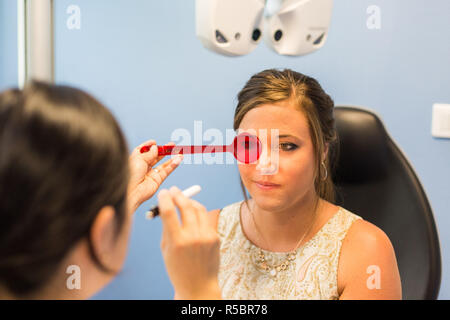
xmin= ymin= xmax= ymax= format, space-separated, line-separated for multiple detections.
xmin=234 ymin=68 xmax=337 ymax=212
xmin=0 ymin=81 xmax=132 ymax=299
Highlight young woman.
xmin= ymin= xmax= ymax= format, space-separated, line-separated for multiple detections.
xmin=0 ymin=81 xmax=221 ymax=300
xmin=208 ymin=69 xmax=402 ymax=299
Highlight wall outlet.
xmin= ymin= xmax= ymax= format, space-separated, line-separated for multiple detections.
xmin=432 ymin=103 xmax=450 ymax=138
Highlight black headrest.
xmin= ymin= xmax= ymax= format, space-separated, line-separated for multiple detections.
xmin=331 ymin=106 xmax=441 ymax=300
xmin=333 ymin=107 xmax=390 ymax=183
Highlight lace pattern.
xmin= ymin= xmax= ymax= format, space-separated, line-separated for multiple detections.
xmin=217 ymin=201 xmax=363 ymax=300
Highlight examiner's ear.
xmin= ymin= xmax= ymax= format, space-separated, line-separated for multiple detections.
xmin=90 ymin=205 xmax=118 ymax=270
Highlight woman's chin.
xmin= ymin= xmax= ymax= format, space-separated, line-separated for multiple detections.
xmin=249 ymin=194 xmax=287 ymax=212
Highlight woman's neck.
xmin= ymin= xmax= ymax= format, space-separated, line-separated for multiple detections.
xmin=242 ymin=191 xmax=325 ymax=252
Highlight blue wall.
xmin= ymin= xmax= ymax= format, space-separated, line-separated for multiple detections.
xmin=1 ymin=0 xmax=449 ymax=299
xmin=0 ymin=0 xmax=17 ymax=91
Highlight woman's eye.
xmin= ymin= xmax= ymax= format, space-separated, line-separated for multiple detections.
xmin=242 ymin=141 xmax=255 ymax=149
xmin=280 ymin=143 xmax=298 ymax=151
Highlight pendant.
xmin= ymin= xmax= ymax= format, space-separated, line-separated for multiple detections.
xmin=270 ymin=269 xmax=277 ymax=277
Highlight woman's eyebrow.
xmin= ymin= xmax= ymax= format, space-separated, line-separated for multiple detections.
xmin=279 ymin=134 xmax=302 ymax=140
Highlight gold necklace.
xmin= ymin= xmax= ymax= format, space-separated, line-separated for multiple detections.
xmin=249 ymin=201 xmax=318 ymax=277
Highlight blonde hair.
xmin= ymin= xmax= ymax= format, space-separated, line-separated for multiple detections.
xmin=234 ymin=69 xmax=338 ymax=204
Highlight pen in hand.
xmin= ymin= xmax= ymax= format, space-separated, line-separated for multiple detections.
xmin=146 ymin=185 xmax=202 ymax=219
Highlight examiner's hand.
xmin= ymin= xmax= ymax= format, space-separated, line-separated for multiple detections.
xmin=127 ymin=140 xmax=183 ymax=214
xmin=158 ymin=186 xmax=222 ymax=300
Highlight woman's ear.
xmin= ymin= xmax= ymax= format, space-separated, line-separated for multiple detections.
xmin=90 ymin=206 xmax=116 ymax=269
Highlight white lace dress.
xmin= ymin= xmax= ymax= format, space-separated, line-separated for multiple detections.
xmin=217 ymin=201 xmax=363 ymax=300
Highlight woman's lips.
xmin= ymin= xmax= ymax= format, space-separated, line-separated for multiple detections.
xmin=254 ymin=180 xmax=280 ymax=190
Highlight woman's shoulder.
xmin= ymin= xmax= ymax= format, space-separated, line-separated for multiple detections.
xmin=316 ymin=203 xmax=363 ymax=238
xmin=337 ymin=208 xmax=401 ymax=298
xmin=207 ymin=200 xmax=243 ymax=230
xmin=337 ymin=206 xmax=393 ymax=256
xmin=339 ymin=207 xmax=392 ymax=249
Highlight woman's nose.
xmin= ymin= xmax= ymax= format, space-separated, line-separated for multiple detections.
xmin=256 ymin=145 xmax=279 ymax=175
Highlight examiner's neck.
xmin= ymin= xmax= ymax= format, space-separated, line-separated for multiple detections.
xmin=0 ymin=285 xmax=85 ymax=300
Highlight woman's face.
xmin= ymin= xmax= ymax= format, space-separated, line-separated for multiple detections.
xmin=237 ymin=99 xmax=320 ymax=212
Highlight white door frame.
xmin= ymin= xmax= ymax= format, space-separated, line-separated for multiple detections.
xmin=18 ymin=0 xmax=54 ymax=88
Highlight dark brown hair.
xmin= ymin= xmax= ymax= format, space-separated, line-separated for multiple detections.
xmin=0 ymin=81 xmax=129 ymax=296
xmin=234 ymin=69 xmax=338 ymax=205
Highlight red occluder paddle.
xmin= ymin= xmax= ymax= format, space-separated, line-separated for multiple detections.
xmin=140 ymin=132 xmax=262 ymax=164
